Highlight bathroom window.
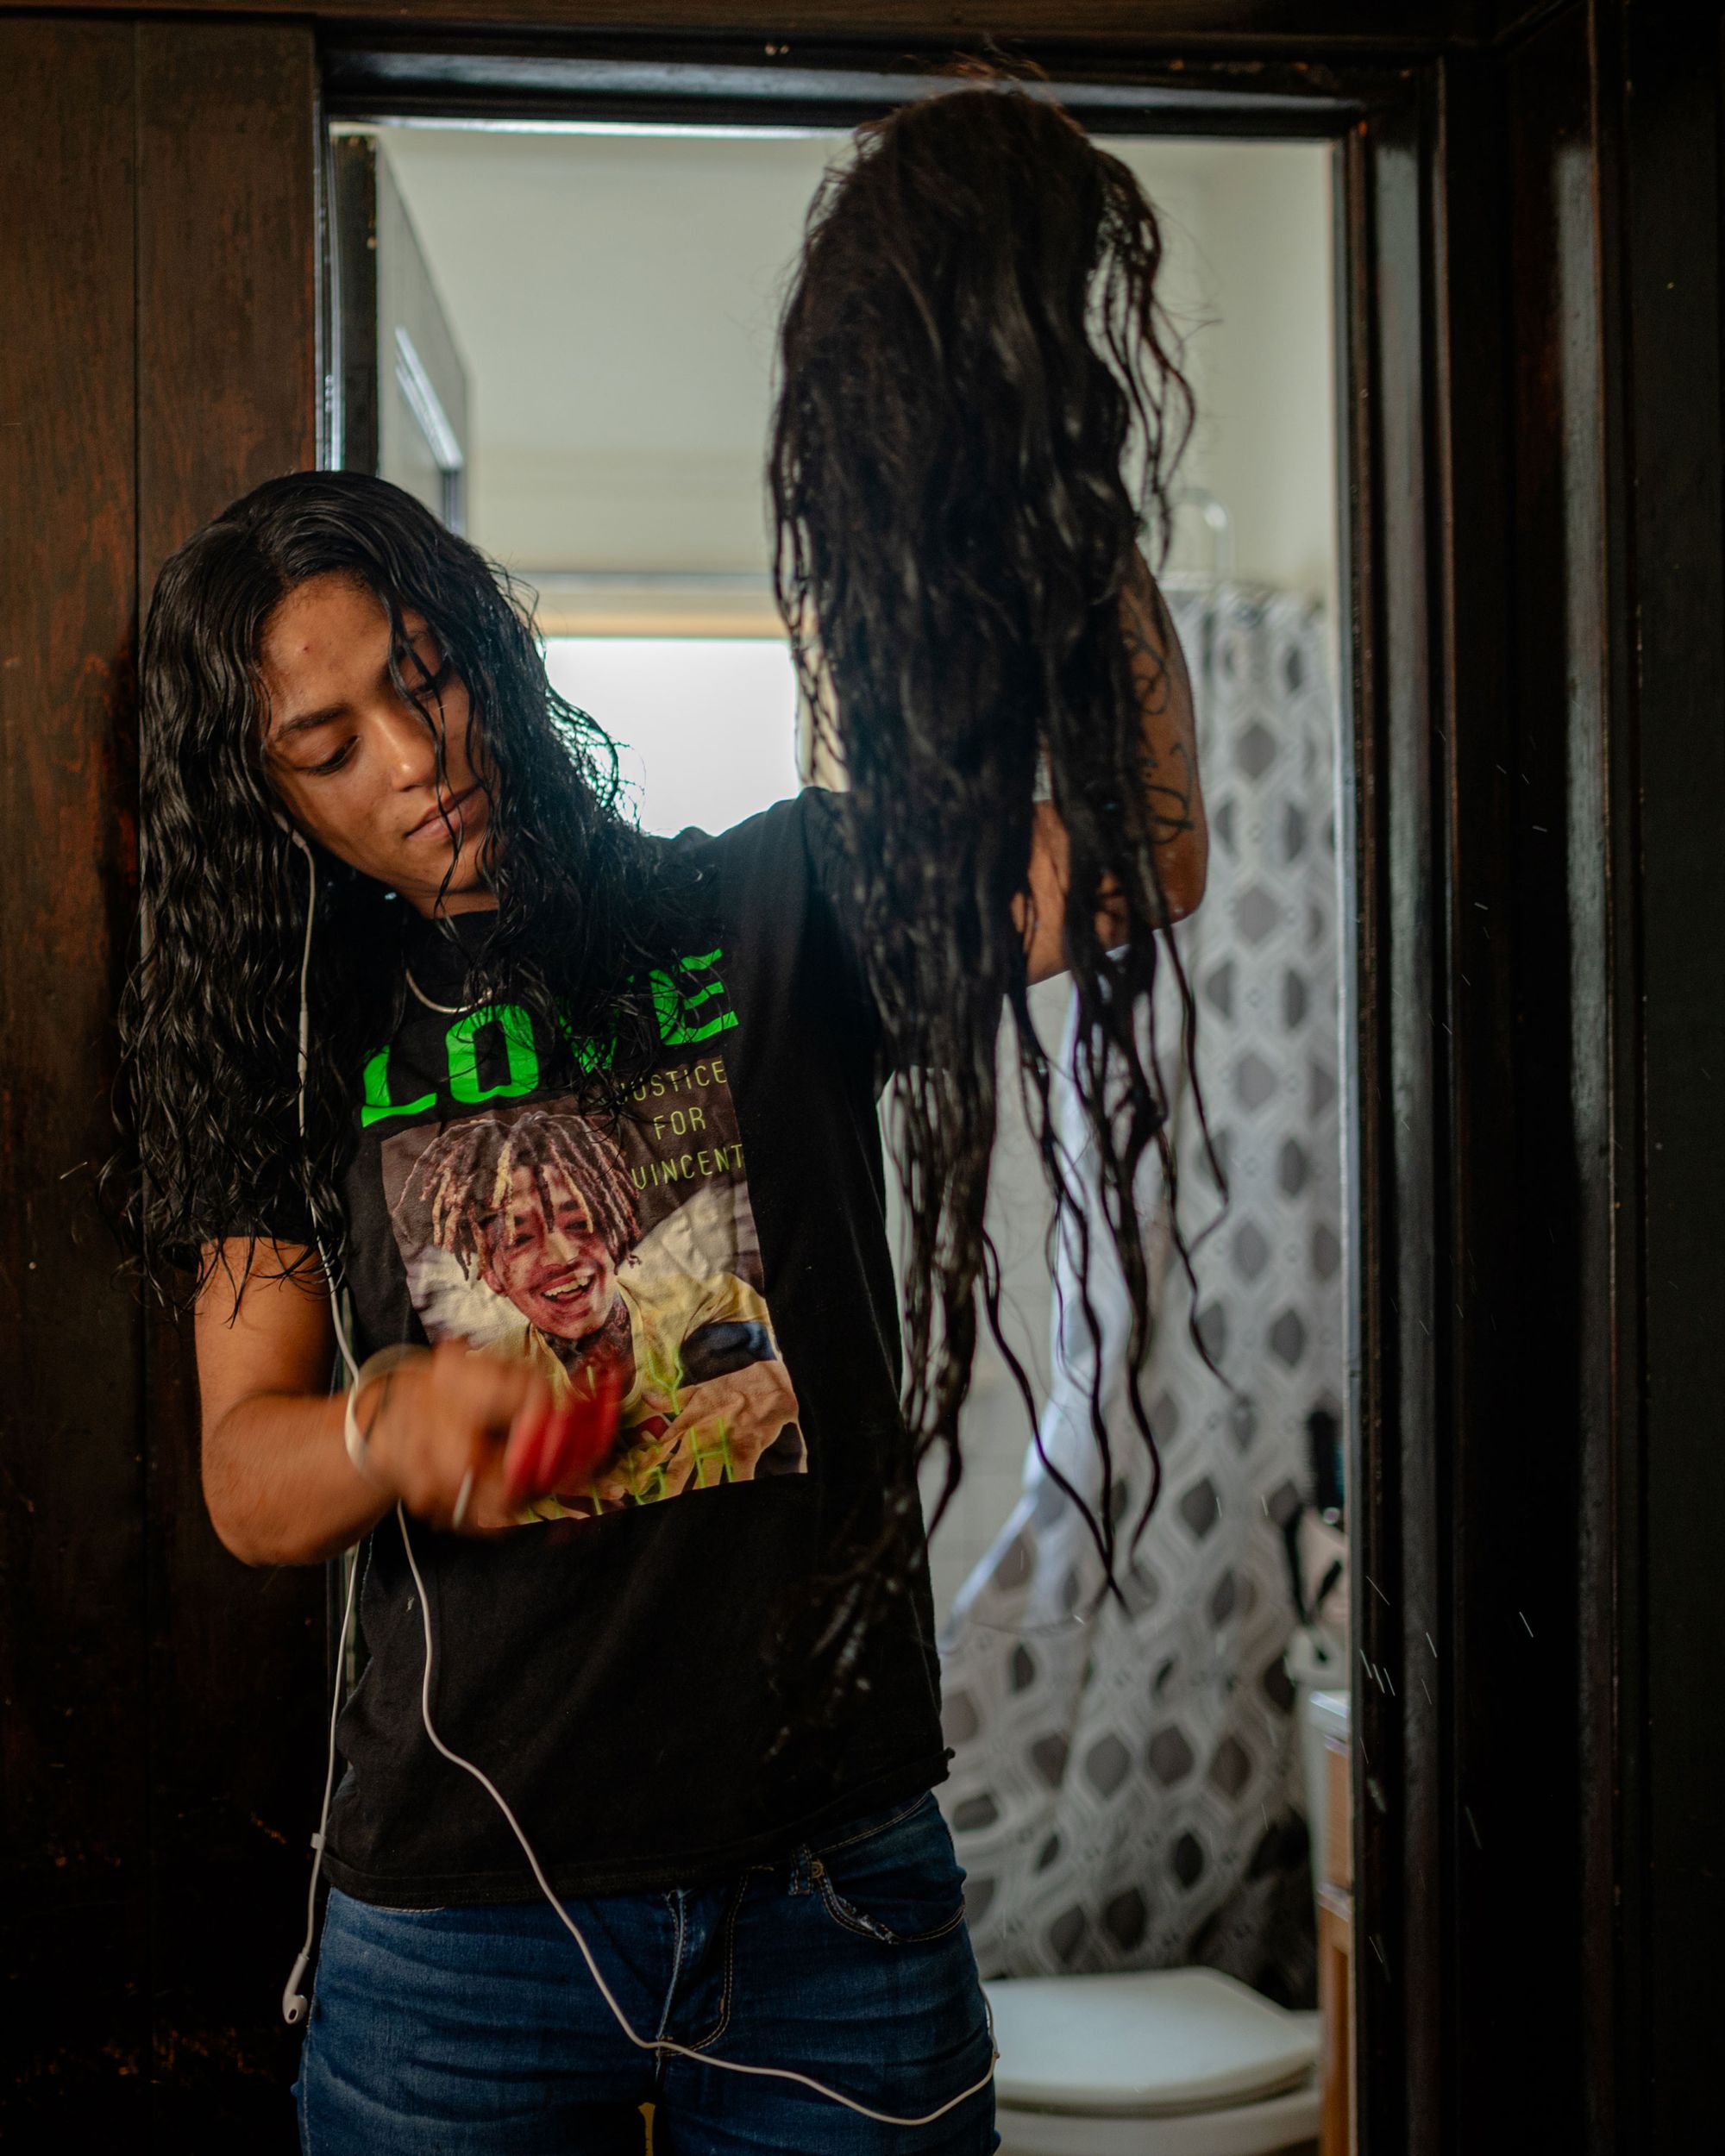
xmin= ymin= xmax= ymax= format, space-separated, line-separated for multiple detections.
xmin=541 ymin=636 xmax=800 ymax=839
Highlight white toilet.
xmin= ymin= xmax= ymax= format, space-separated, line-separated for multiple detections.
xmin=986 ymin=1966 xmax=1320 ymax=2156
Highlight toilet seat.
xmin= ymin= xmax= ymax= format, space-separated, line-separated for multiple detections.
xmin=993 ymin=2075 xmax=1320 ymax=2156
xmin=987 ymin=1969 xmax=1322 ymax=2156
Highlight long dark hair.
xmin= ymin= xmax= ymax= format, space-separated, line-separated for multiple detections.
xmin=110 ymin=471 xmax=702 ymax=1303
xmin=771 ymin=85 xmax=1218 ymax=1652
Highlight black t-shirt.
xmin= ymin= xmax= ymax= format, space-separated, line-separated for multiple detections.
xmin=316 ymin=786 xmax=948 ymax=1908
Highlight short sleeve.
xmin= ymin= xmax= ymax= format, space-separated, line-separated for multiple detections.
xmin=794 ymin=785 xmax=897 ymax=1091
xmin=796 ymin=783 xmax=862 ymax=924
xmin=203 ymin=1159 xmax=320 ymax=1257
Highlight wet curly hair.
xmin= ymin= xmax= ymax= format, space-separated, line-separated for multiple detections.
xmin=770 ymin=82 xmax=1220 ymax=1688
xmin=109 ymin=471 xmax=705 ymax=1305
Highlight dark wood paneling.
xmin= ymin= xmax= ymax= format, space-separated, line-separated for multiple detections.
xmin=137 ymin=23 xmax=322 ymax=590
xmin=1607 ymin=7 xmax=1725 ymax=2148
xmin=1528 ymin=15 xmax=1634 ymax=2143
xmin=0 ymin=16 xmax=147 ymax=2128
xmin=135 ymin=21 xmax=325 ymax=2134
xmin=1584 ymin=16 xmax=1647 ymax=2148
xmin=1481 ymin=0 xmax=1575 ymax=46
xmin=1458 ymin=16 xmax=1597 ymax=2147
xmin=320 ymin=39 xmax=1372 ymax=135
xmin=1337 ymin=83 xmax=1452 ymax=2156
xmin=10 ymin=0 xmax=1484 ymax=50
xmin=1431 ymin=53 xmax=1508 ymax=2153
xmin=332 ymin=135 xmax=381 ymax=480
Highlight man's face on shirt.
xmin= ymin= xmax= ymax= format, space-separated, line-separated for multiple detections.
xmin=480 ymin=1163 xmax=618 ymax=1342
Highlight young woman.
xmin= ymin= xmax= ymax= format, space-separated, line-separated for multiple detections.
xmin=116 ymin=86 xmax=1206 ymax=2156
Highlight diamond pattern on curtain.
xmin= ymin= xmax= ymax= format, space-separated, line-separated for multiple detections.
xmin=937 ymin=582 xmax=1342 ymax=2008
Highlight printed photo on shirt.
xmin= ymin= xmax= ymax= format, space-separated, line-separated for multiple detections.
xmin=380 ymin=1066 xmax=804 ymax=1521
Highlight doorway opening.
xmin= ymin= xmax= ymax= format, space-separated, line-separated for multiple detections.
xmin=330 ymin=97 xmax=1355 ymax=2154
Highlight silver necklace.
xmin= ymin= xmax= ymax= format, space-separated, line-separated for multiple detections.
xmin=404 ymin=963 xmax=471 ymax=1016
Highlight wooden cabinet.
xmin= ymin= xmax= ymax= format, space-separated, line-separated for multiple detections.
xmin=1316 ymin=1732 xmax=1354 ymax=2156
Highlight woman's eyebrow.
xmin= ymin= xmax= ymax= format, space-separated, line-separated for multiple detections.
xmin=273 ymin=639 xmax=437 ymax=742
xmin=270 ymin=699 xmax=348 ymax=743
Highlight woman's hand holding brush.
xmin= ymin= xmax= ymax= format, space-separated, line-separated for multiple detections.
xmin=500 ymin=1363 xmax=624 ymax=1512
xmin=348 ymin=1340 xmax=623 ymax=1534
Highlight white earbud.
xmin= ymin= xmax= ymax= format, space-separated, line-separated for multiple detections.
xmin=282 ymin=1948 xmax=310 ymax=2027
xmin=273 ymin=807 xmax=312 ymax=856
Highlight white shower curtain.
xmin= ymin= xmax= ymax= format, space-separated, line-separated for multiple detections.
xmin=938 ymin=581 xmax=1342 ymax=2007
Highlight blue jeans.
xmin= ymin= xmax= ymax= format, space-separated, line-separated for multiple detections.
xmin=292 ymin=1789 xmax=998 ymax=2153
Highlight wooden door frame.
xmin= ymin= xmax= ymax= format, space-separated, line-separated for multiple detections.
xmin=4 ymin=4 xmax=1716 ymax=2150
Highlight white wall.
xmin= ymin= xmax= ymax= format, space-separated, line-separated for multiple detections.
xmin=375 ymin=126 xmax=841 ymax=575
xmin=1175 ymin=140 xmax=1338 ymax=612
xmin=375 ymin=124 xmax=1335 ymax=611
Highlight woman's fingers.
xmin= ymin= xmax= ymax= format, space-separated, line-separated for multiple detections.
xmin=444 ymin=1342 xmax=549 ymax=1432
xmin=413 ymin=1340 xmax=551 ymax=1523
xmin=549 ymin=1370 xmax=624 ymax=1491
xmin=528 ymin=1398 xmax=580 ymax=1497
xmin=404 ymin=1341 xmax=634 ymax=1526
xmin=516 ymin=1373 xmax=624 ymax=1501
xmin=500 ymin=1389 xmax=554 ymax=1507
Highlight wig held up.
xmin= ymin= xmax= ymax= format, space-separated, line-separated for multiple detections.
xmin=770 ymin=83 xmax=1224 ymax=1684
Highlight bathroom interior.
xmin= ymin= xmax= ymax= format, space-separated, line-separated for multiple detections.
xmin=342 ymin=108 xmax=1354 ymax=2156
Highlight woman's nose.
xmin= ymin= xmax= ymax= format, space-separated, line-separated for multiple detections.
xmin=374 ymin=699 xmax=442 ymax=787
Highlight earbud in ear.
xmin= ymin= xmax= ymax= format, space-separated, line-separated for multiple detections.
xmin=273 ymin=810 xmax=312 ymax=856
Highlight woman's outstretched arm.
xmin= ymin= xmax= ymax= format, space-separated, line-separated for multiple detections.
xmin=1019 ymin=555 xmax=1208 ymax=984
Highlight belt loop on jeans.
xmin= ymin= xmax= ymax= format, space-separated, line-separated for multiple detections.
xmin=787 ymin=1844 xmax=815 ymax=1896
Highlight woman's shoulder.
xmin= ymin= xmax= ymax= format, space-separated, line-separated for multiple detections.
xmin=659 ymin=787 xmax=847 ymax=898
xmin=660 ymin=785 xmax=832 ymax=849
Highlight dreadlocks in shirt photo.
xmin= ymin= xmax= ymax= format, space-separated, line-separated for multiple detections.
xmin=387 ymin=1097 xmax=803 ymax=1514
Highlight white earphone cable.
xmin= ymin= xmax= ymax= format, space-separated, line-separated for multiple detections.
xmin=277 ymin=827 xmax=995 ymax=2122
xmin=280 ymin=824 xmax=364 ymax=2027
xmin=389 ymin=1501 xmax=996 ymax=2126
